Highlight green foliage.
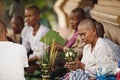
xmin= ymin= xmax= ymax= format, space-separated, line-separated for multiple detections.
xmin=21 ymin=0 xmax=57 ymax=29
xmin=43 ymin=50 xmax=50 ymax=64
xmin=40 ymin=39 xmax=58 ymax=77
xmin=40 ymin=30 xmax=66 ymax=46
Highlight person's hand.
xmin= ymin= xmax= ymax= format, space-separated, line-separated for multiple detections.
xmin=63 ymin=47 xmax=69 ymax=52
xmin=65 ymin=60 xmax=85 ymax=71
xmin=76 ymin=60 xmax=85 ymax=70
xmin=54 ymin=43 xmax=64 ymax=51
xmin=66 ymin=61 xmax=78 ymax=71
xmin=54 ymin=43 xmax=59 ymax=48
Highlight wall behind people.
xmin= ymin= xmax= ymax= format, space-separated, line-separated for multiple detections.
xmin=91 ymin=0 xmax=120 ymax=45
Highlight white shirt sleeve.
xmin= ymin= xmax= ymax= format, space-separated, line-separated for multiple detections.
xmin=22 ymin=27 xmax=31 ymax=52
xmin=22 ymin=46 xmax=29 ymax=67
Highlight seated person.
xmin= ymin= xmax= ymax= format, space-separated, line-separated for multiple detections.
xmin=56 ymin=8 xmax=85 ymax=51
xmin=23 ymin=5 xmax=49 ymax=61
xmin=56 ymin=8 xmax=86 ymax=65
xmin=50 ymin=8 xmax=86 ymax=79
xmin=0 ymin=19 xmax=28 ymax=80
xmin=54 ymin=7 xmax=86 ymax=64
xmin=64 ymin=18 xmax=117 ymax=80
xmin=23 ymin=5 xmax=49 ymax=73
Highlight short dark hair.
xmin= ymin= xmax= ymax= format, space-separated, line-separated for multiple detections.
xmin=95 ymin=22 xmax=105 ymax=38
xmin=26 ymin=5 xmax=41 ymax=14
xmin=71 ymin=8 xmax=85 ymax=20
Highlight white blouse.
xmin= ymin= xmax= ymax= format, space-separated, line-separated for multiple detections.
xmin=22 ymin=25 xmax=49 ymax=59
xmin=81 ymin=38 xmax=117 ymax=77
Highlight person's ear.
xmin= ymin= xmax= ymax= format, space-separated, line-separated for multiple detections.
xmin=91 ymin=28 xmax=96 ymax=32
xmin=37 ymin=14 xmax=40 ymax=20
xmin=92 ymin=28 xmax=97 ymax=35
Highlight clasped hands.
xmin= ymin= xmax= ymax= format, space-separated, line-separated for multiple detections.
xmin=65 ymin=60 xmax=85 ymax=71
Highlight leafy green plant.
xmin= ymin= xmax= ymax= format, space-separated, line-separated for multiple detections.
xmin=40 ymin=39 xmax=58 ymax=77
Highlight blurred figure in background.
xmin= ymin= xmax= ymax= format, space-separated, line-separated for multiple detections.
xmin=23 ymin=5 xmax=49 ymax=73
xmin=0 ymin=19 xmax=28 ymax=80
xmin=50 ymin=8 xmax=86 ymax=79
xmin=84 ymin=0 xmax=97 ymax=18
xmin=10 ymin=16 xmax=24 ymax=43
xmin=23 ymin=5 xmax=49 ymax=62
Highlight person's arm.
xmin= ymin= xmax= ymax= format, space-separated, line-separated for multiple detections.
xmin=76 ymin=60 xmax=85 ymax=70
xmin=66 ymin=61 xmax=77 ymax=71
xmin=28 ymin=54 xmax=39 ymax=65
xmin=22 ymin=46 xmax=29 ymax=71
xmin=28 ymin=55 xmax=39 ymax=62
xmin=66 ymin=60 xmax=85 ymax=71
xmin=55 ymin=43 xmax=64 ymax=51
xmin=65 ymin=32 xmax=79 ymax=48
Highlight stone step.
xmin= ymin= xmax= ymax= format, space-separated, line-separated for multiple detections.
xmin=94 ymin=4 xmax=120 ymax=15
xmin=98 ymin=0 xmax=120 ymax=7
xmin=91 ymin=10 xmax=120 ymax=26
xmin=63 ymin=0 xmax=81 ymax=15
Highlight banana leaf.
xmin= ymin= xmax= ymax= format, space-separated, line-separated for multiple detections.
xmin=40 ymin=30 xmax=66 ymax=46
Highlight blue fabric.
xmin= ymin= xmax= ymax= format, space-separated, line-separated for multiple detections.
xmin=96 ymin=74 xmax=116 ymax=80
xmin=118 ymin=60 xmax=120 ymax=68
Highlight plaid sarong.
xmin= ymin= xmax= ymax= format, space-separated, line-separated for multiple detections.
xmin=61 ymin=69 xmax=90 ymax=80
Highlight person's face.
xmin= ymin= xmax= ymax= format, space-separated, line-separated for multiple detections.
xmin=24 ymin=9 xmax=40 ymax=26
xmin=70 ymin=13 xmax=80 ymax=30
xmin=11 ymin=18 xmax=20 ymax=34
xmin=78 ymin=25 xmax=96 ymax=44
